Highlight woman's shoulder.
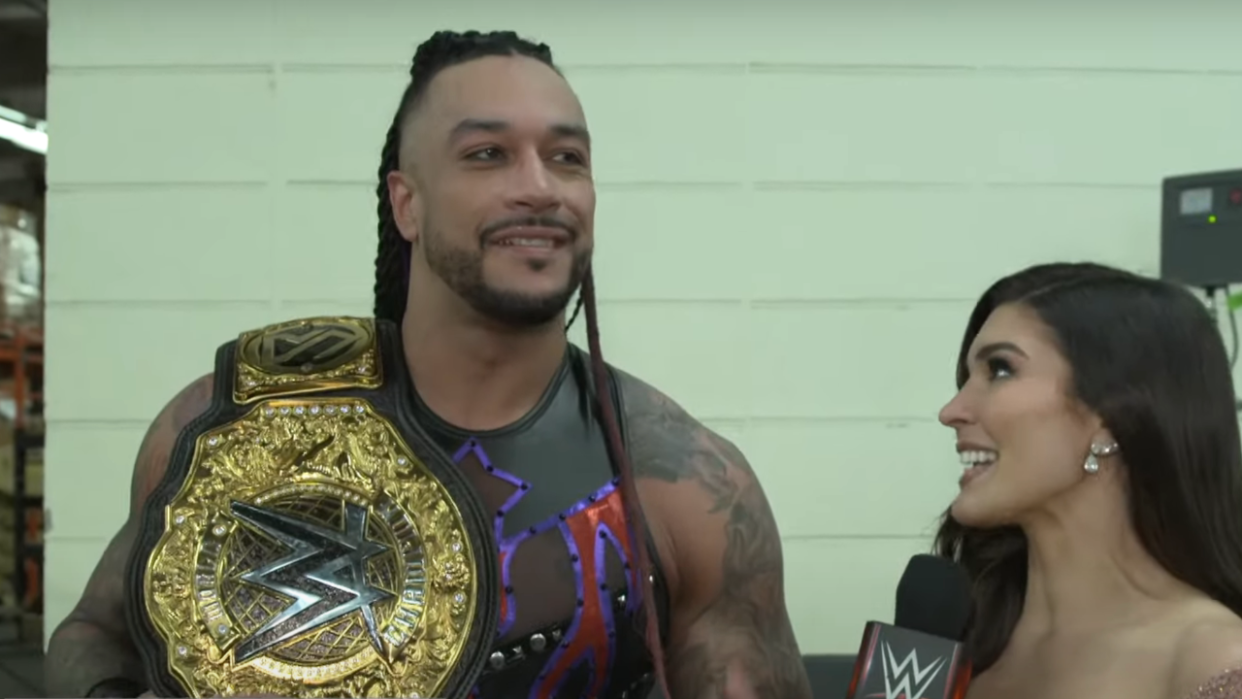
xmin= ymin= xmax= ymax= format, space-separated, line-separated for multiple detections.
xmin=1179 ymin=666 xmax=1242 ymax=699
xmin=1171 ymin=605 xmax=1242 ymax=699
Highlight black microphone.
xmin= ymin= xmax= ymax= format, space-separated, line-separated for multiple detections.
xmin=844 ymin=554 xmax=973 ymax=699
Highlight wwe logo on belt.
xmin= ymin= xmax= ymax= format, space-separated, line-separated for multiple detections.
xmin=265 ymin=324 xmax=365 ymax=368
xmin=873 ymin=642 xmax=946 ymax=699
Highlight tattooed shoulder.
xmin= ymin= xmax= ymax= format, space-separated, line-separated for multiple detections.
xmin=130 ymin=373 xmax=215 ymax=512
xmin=614 ymin=369 xmax=752 ymax=511
xmin=614 ymin=369 xmax=811 ymax=699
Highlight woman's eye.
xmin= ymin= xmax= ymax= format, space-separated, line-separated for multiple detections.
xmin=987 ymin=357 xmax=1014 ymax=380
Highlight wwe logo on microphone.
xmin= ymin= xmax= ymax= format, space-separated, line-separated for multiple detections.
xmin=850 ymin=623 xmax=969 ymax=699
xmin=876 ymin=642 xmax=946 ymax=699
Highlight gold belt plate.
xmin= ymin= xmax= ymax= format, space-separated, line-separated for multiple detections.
xmin=142 ymin=397 xmax=479 ymax=698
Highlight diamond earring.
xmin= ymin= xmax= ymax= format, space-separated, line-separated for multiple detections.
xmin=1083 ymin=441 xmax=1119 ymax=474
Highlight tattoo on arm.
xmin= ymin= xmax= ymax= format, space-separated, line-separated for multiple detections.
xmin=45 ymin=376 xmax=214 ymax=697
xmin=620 ymin=373 xmax=812 ymax=699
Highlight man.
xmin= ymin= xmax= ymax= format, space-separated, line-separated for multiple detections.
xmin=45 ymin=30 xmax=812 ymax=699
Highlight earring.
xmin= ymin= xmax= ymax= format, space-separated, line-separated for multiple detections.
xmin=1083 ymin=441 xmax=1119 ymax=474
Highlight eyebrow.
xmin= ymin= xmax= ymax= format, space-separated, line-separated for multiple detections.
xmin=448 ymin=118 xmax=591 ymax=145
xmin=974 ymin=341 xmax=1028 ymax=361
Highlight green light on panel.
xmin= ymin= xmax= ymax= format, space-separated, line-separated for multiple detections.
xmin=1209 ymin=215 xmax=1217 ymax=223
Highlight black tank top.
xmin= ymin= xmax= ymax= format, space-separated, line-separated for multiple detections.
xmin=410 ymin=345 xmax=668 ymax=699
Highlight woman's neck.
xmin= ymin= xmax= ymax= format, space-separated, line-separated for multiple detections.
xmin=1014 ymin=484 xmax=1197 ymax=639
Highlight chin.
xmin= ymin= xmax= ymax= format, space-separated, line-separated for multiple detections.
xmin=949 ymin=494 xmax=1010 ymax=529
xmin=488 ymin=282 xmax=575 ymax=307
xmin=484 ymin=270 xmax=577 ymax=299
xmin=466 ymin=283 xmax=577 ymax=328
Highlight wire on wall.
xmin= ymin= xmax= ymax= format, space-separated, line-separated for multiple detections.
xmin=1227 ymin=286 xmax=1241 ymax=371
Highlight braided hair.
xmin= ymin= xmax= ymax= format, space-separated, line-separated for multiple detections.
xmin=373 ymin=31 xmax=668 ymax=696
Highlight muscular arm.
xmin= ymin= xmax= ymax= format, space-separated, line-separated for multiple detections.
xmin=44 ymin=375 xmax=214 ymax=697
xmin=619 ymin=373 xmax=812 ymax=699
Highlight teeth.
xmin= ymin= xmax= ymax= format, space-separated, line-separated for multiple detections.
xmin=500 ymin=238 xmax=554 ymax=248
xmin=959 ymin=450 xmax=997 ymax=466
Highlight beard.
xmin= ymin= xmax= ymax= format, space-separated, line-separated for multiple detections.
xmin=422 ymin=225 xmax=589 ymax=328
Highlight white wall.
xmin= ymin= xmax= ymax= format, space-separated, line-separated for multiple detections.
xmin=43 ymin=0 xmax=1242 ymax=652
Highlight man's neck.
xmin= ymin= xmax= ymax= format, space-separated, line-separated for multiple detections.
xmin=401 ymin=304 xmax=568 ymax=432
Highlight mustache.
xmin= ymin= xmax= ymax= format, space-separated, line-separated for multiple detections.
xmin=480 ymin=215 xmax=576 ymax=243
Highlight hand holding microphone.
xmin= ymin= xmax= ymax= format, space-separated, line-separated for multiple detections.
xmin=845 ymin=554 xmax=973 ymax=699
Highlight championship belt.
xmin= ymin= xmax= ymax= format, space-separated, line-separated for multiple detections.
xmin=125 ymin=317 xmax=499 ymax=698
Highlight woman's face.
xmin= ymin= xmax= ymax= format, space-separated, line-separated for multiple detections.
xmin=938 ymin=303 xmax=1105 ymax=527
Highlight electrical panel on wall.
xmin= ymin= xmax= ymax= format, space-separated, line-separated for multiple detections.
xmin=1160 ymin=169 xmax=1242 ymax=413
xmin=1161 ymin=168 xmax=1242 ymax=289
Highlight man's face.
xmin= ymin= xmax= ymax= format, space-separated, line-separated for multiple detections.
xmin=389 ymin=55 xmax=595 ymax=328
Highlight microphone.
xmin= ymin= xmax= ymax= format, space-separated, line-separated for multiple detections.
xmin=844 ymin=554 xmax=973 ymax=699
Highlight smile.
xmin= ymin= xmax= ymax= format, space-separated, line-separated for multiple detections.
xmin=958 ymin=449 xmax=997 ymax=487
xmin=496 ymin=237 xmax=557 ymax=248
xmin=487 ymin=225 xmax=572 ymax=251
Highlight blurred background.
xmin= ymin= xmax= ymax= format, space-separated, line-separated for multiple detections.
xmin=1 ymin=0 xmax=1241 ymax=696
xmin=0 ymin=0 xmax=43 ymax=694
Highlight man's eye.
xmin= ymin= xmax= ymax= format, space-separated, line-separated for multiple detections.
xmin=466 ymin=147 xmax=503 ymax=161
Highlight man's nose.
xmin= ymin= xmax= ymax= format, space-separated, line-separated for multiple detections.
xmin=506 ymin=152 xmax=558 ymax=211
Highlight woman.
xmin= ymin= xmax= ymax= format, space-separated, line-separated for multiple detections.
xmin=935 ymin=262 xmax=1242 ymax=699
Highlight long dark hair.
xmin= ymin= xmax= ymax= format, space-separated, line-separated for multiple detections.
xmin=371 ymin=31 xmax=667 ymax=695
xmin=934 ymin=262 xmax=1242 ymax=671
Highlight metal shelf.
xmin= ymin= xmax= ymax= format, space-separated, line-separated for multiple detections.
xmin=0 ymin=324 xmax=43 ymax=643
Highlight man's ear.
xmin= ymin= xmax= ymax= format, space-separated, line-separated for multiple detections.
xmin=386 ymin=170 xmax=422 ymax=245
